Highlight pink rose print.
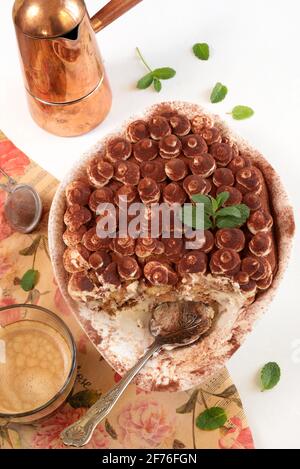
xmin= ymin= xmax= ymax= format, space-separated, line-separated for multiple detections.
xmin=0 ymin=298 xmax=22 ymax=326
xmin=136 ymin=386 xmax=150 ymax=395
xmin=0 ymin=140 xmax=30 ymax=176
xmin=0 ymin=139 xmax=30 ymax=241
xmin=114 ymin=372 xmax=148 ymax=394
xmin=135 ymin=379 xmax=151 ymax=395
xmin=31 ymin=405 xmax=110 ymax=449
xmin=54 ymin=285 xmax=71 ymax=316
xmin=218 ymin=417 xmax=254 ymax=449
xmin=0 ymin=256 xmax=12 ymax=277
xmin=118 ymin=399 xmax=174 ymax=448
xmin=77 ymin=333 xmax=88 ymax=354
xmin=0 ymin=192 xmax=14 ymax=242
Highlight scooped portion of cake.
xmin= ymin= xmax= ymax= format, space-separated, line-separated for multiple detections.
xmin=61 ymin=106 xmax=276 ymax=322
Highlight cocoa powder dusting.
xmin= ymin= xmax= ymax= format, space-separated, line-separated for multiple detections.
xmin=5 ymin=187 xmax=37 ymax=231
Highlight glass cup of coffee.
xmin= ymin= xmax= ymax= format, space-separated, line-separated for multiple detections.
xmin=0 ymin=304 xmax=77 ymax=424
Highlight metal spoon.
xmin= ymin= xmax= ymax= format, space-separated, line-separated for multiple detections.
xmin=61 ymin=301 xmax=213 ymax=447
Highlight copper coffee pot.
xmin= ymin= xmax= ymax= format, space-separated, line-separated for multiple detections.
xmin=13 ymin=0 xmax=142 ymax=137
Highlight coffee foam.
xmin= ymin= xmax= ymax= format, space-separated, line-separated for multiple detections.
xmin=0 ymin=320 xmax=72 ymax=414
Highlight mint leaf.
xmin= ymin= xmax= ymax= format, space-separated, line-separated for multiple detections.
xmin=153 ymin=77 xmax=162 ymax=92
xmin=202 ymin=213 xmax=213 ymax=230
xmin=136 ymin=48 xmax=176 ymax=92
xmin=216 ymin=191 xmax=230 ymax=207
xmin=180 ymin=206 xmax=212 ymax=230
xmin=186 ymin=192 xmax=250 ymax=230
xmin=230 ymin=105 xmax=254 ymax=120
xmin=191 ymin=194 xmax=212 ymax=214
xmin=20 ymin=269 xmax=39 ymax=292
xmin=210 ymin=82 xmax=228 ymax=103
xmin=234 ymin=204 xmax=250 ymax=222
xmin=191 ymin=194 xmax=210 ymax=204
xmin=216 ymin=216 xmax=244 ymax=229
xmin=215 ymin=204 xmax=250 ymax=228
xmin=260 ymin=362 xmax=281 ymax=391
xmin=196 ymin=407 xmax=227 ymax=431
xmin=153 ymin=67 xmax=176 ymax=80
xmin=211 ymin=197 xmax=219 ymax=213
xmin=193 ymin=43 xmax=210 ymax=60
xmin=137 ymin=72 xmax=153 ymax=89
xmin=216 ymin=206 xmax=241 ymax=218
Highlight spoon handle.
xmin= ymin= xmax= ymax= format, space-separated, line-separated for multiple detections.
xmin=0 ymin=183 xmax=10 ymax=193
xmin=60 ymin=340 xmax=162 ymax=447
xmin=0 ymin=168 xmax=17 ymax=190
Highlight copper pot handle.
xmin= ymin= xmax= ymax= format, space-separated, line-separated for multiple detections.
xmin=91 ymin=0 xmax=143 ymax=33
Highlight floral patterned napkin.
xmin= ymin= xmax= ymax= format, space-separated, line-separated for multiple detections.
xmin=0 ymin=131 xmax=254 ymax=450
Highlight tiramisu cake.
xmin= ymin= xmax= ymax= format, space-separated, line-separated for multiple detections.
xmin=63 ymin=109 xmax=276 ymax=309
xmin=52 ymin=102 xmax=293 ymax=390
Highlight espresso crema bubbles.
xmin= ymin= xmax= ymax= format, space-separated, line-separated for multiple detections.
xmin=0 ymin=321 xmax=72 ymax=414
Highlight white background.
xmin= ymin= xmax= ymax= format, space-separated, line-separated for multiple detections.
xmin=0 ymin=0 xmax=300 ymax=449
